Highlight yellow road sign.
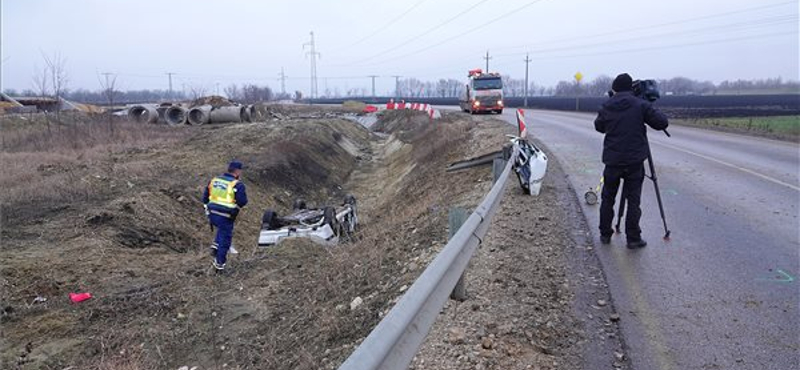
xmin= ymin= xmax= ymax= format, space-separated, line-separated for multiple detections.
xmin=574 ymin=72 xmax=583 ymax=83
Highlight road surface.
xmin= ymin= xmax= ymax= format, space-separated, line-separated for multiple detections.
xmin=491 ymin=109 xmax=799 ymax=370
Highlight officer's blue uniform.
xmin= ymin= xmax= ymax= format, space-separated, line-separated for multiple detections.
xmin=202 ymin=172 xmax=248 ymax=267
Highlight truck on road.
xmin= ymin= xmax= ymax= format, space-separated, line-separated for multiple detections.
xmin=459 ymin=68 xmax=504 ymax=114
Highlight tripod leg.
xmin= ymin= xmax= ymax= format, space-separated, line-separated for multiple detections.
xmin=615 ymin=187 xmax=626 ymax=234
xmin=647 ymin=154 xmax=671 ymax=239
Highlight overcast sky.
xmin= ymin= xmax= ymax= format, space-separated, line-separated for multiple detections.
xmin=2 ymin=0 xmax=798 ymax=95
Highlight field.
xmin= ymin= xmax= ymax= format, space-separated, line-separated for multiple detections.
xmin=671 ymin=115 xmax=800 ymax=141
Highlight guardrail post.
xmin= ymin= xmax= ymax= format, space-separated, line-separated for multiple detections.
xmin=449 ymin=207 xmax=469 ymax=301
xmin=493 ymin=158 xmax=507 ymax=183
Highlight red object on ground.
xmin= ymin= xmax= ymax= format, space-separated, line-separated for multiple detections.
xmin=362 ymin=105 xmax=378 ymax=113
xmin=69 ymin=292 xmax=92 ymax=303
xmin=386 ymin=99 xmax=395 ymax=110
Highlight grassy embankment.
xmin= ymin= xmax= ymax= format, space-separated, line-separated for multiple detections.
xmin=672 ymin=116 xmax=799 ymax=141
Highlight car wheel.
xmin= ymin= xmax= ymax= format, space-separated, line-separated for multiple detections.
xmin=262 ymin=209 xmax=279 ymax=230
xmin=293 ymin=198 xmax=307 ymax=210
xmin=323 ymin=206 xmax=339 ymax=236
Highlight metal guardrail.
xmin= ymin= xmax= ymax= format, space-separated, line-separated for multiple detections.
xmin=338 ymin=148 xmax=518 ymax=370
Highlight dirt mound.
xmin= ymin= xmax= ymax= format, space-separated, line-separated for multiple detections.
xmin=191 ymin=95 xmax=235 ymax=108
xmin=254 ymin=103 xmax=363 ymax=121
xmin=372 ymin=109 xmax=435 ymax=139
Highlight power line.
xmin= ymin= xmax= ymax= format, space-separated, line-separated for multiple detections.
xmin=494 ymin=13 xmax=798 ymax=58
xmin=391 ymin=3 xmax=798 ymax=78
xmin=330 ymin=0 xmax=495 ymax=66
xmin=331 ymin=0 xmax=429 ymax=54
xmin=356 ymin=0 xmax=550 ymax=67
xmin=524 ymin=31 xmax=797 ymax=61
xmin=492 ymin=0 xmax=797 ymax=54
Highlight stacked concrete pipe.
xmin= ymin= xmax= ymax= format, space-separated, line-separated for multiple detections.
xmin=241 ymin=105 xmax=253 ymax=123
xmin=165 ymin=106 xmax=189 ymax=125
xmin=156 ymin=106 xmax=170 ymax=124
xmin=247 ymin=105 xmax=258 ymax=122
xmin=188 ymin=105 xmax=212 ymax=125
xmin=128 ymin=105 xmax=159 ymax=124
xmin=209 ymin=105 xmax=244 ymax=124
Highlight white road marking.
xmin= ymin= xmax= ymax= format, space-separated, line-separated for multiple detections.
xmin=652 ymin=140 xmax=800 ymax=192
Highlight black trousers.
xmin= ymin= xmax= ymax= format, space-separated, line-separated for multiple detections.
xmin=599 ymin=162 xmax=645 ymax=241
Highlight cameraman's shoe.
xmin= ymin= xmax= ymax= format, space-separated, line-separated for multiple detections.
xmin=600 ymin=235 xmax=612 ymax=245
xmin=626 ymin=239 xmax=647 ymax=249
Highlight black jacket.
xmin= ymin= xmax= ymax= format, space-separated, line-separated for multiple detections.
xmin=594 ymin=91 xmax=669 ymax=166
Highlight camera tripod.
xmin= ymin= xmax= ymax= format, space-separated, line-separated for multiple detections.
xmin=615 ymin=130 xmax=672 ymax=240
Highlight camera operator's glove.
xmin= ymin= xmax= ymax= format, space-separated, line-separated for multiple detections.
xmin=203 ymin=204 xmax=210 ymax=216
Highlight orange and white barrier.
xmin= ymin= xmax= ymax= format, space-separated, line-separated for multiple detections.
xmin=386 ymin=99 xmax=438 ymax=119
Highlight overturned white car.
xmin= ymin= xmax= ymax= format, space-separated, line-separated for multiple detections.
xmin=258 ymin=195 xmax=358 ymax=247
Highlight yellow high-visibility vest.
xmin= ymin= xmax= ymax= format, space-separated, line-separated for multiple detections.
xmin=208 ymin=177 xmax=239 ymax=209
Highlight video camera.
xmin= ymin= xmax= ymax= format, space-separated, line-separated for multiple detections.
xmin=607 ymin=79 xmax=661 ymax=102
xmin=632 ymin=79 xmax=660 ymax=102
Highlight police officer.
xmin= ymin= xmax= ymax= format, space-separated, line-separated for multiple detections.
xmin=203 ymin=160 xmax=248 ymax=270
xmin=594 ymin=73 xmax=668 ymax=249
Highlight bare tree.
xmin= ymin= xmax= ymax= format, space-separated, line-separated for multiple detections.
xmin=42 ymin=52 xmax=69 ymax=123
xmin=224 ymin=84 xmax=240 ymax=101
xmin=32 ymin=64 xmax=52 ymax=133
xmin=188 ymin=84 xmax=208 ymax=101
xmin=98 ymin=72 xmax=118 ymax=132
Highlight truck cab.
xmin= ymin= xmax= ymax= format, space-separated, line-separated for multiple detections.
xmin=460 ymin=69 xmax=504 ymax=114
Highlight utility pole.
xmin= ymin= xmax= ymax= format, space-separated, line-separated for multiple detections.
xmin=523 ymin=54 xmax=531 ymax=107
xmin=368 ymin=75 xmax=378 ymax=100
xmin=391 ymin=75 xmax=402 ymax=98
xmin=215 ymin=82 xmax=220 ymax=96
xmin=0 ymin=56 xmax=8 ymax=93
xmin=303 ymin=32 xmax=321 ymax=100
xmin=278 ymin=67 xmax=287 ymax=95
xmin=483 ymin=50 xmax=492 ymax=72
xmin=166 ymin=72 xmax=176 ymax=99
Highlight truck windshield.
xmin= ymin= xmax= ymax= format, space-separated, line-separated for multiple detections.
xmin=473 ymin=77 xmax=502 ymax=90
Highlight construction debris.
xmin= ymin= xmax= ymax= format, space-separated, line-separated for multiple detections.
xmin=191 ymin=95 xmax=234 ymax=108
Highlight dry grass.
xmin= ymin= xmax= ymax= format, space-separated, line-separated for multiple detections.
xmin=0 ymin=110 xmax=500 ymax=369
xmin=0 ymin=115 xmax=188 ymax=225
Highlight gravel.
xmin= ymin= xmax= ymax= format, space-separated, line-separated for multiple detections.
xmin=409 ymin=130 xmax=629 ymax=370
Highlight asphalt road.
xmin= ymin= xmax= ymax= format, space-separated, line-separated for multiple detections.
xmin=489 ymin=109 xmax=799 ymax=370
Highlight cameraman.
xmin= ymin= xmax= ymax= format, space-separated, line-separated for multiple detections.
xmin=594 ymin=73 xmax=668 ymax=249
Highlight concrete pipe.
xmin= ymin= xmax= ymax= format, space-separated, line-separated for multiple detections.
xmin=247 ymin=105 xmax=258 ymax=122
xmin=241 ymin=105 xmax=253 ymax=123
xmin=156 ymin=106 xmax=169 ymax=124
xmin=188 ymin=105 xmax=212 ymax=125
xmin=165 ymin=106 xmax=188 ymax=126
xmin=209 ymin=105 xmax=244 ymax=124
xmin=128 ymin=105 xmax=159 ymax=124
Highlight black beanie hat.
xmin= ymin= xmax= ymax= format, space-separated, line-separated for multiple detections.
xmin=612 ymin=73 xmax=633 ymax=92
